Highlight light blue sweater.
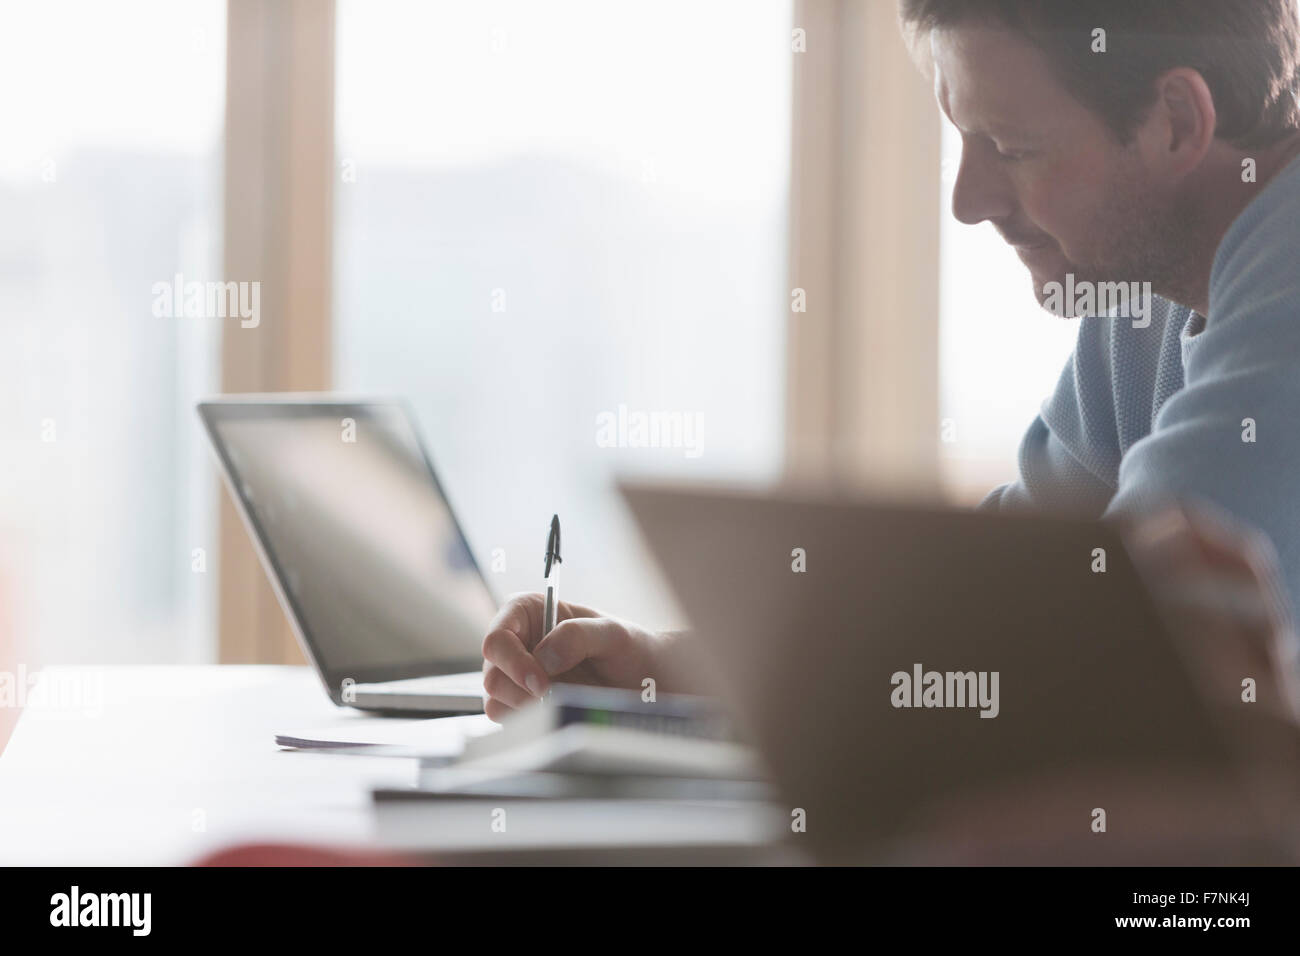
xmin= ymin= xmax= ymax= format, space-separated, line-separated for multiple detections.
xmin=982 ymin=154 xmax=1300 ymax=615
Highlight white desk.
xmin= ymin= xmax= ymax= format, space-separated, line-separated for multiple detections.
xmin=0 ymin=666 xmax=788 ymax=865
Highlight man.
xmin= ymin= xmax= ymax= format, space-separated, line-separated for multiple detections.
xmin=481 ymin=1 xmax=1300 ymax=729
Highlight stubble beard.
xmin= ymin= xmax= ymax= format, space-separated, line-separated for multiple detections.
xmin=1031 ymin=160 xmax=1202 ymax=316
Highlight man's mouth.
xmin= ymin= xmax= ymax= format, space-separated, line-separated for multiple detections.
xmin=996 ymin=223 xmax=1053 ymax=247
xmin=1005 ymin=235 xmax=1058 ymax=268
xmin=1003 ymin=234 xmax=1053 ymax=251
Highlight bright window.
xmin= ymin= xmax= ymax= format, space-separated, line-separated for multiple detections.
xmin=335 ymin=0 xmax=792 ymax=627
xmin=0 ymin=1 xmax=226 ymax=662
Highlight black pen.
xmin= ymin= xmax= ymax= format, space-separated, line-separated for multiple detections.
xmin=542 ymin=514 xmax=562 ymax=638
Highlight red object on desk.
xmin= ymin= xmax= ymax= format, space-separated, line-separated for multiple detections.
xmin=194 ymin=843 xmax=418 ymax=867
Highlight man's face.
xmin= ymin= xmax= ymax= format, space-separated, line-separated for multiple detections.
xmin=932 ymin=25 xmax=1188 ymax=307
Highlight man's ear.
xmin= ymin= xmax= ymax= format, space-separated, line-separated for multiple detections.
xmin=1141 ymin=67 xmax=1218 ymax=176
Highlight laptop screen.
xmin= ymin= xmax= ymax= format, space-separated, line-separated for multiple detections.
xmin=201 ymin=401 xmax=496 ymax=683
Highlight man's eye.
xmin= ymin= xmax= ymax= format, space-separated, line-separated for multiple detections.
xmin=996 ymin=147 xmax=1030 ymax=161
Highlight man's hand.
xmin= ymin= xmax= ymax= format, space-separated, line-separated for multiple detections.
xmin=480 ymin=592 xmax=680 ymax=723
xmin=1122 ymin=500 xmax=1300 ymax=726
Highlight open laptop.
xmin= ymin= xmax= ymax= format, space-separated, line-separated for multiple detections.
xmin=199 ymin=397 xmax=497 ymax=714
xmin=619 ymin=481 xmax=1295 ymax=863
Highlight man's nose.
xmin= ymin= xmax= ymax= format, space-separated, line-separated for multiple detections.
xmin=951 ymin=144 xmax=1016 ymax=226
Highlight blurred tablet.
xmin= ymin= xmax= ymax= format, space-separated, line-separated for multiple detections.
xmin=621 ymin=481 xmax=1289 ymax=863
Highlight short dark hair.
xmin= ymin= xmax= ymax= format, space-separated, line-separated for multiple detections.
xmin=900 ymin=0 xmax=1300 ymax=148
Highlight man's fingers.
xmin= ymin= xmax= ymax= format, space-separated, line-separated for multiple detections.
xmin=557 ymin=598 xmax=604 ymax=622
xmin=1129 ymin=508 xmax=1261 ymax=610
xmin=1124 ymin=503 xmax=1298 ymax=717
xmin=481 ymin=627 xmax=550 ymax=698
xmin=1125 ymin=506 xmax=1218 ymax=575
xmin=532 ymin=617 xmax=621 ymax=678
xmin=482 ymin=663 xmax=533 ymax=710
xmin=484 ymin=696 xmax=514 ymax=723
xmin=479 ymin=594 xmax=617 ymax=718
xmin=486 ymin=592 xmax=606 ymax=648
xmin=486 ymin=594 xmax=543 ymax=649
xmin=1133 ymin=502 xmax=1284 ymax=597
